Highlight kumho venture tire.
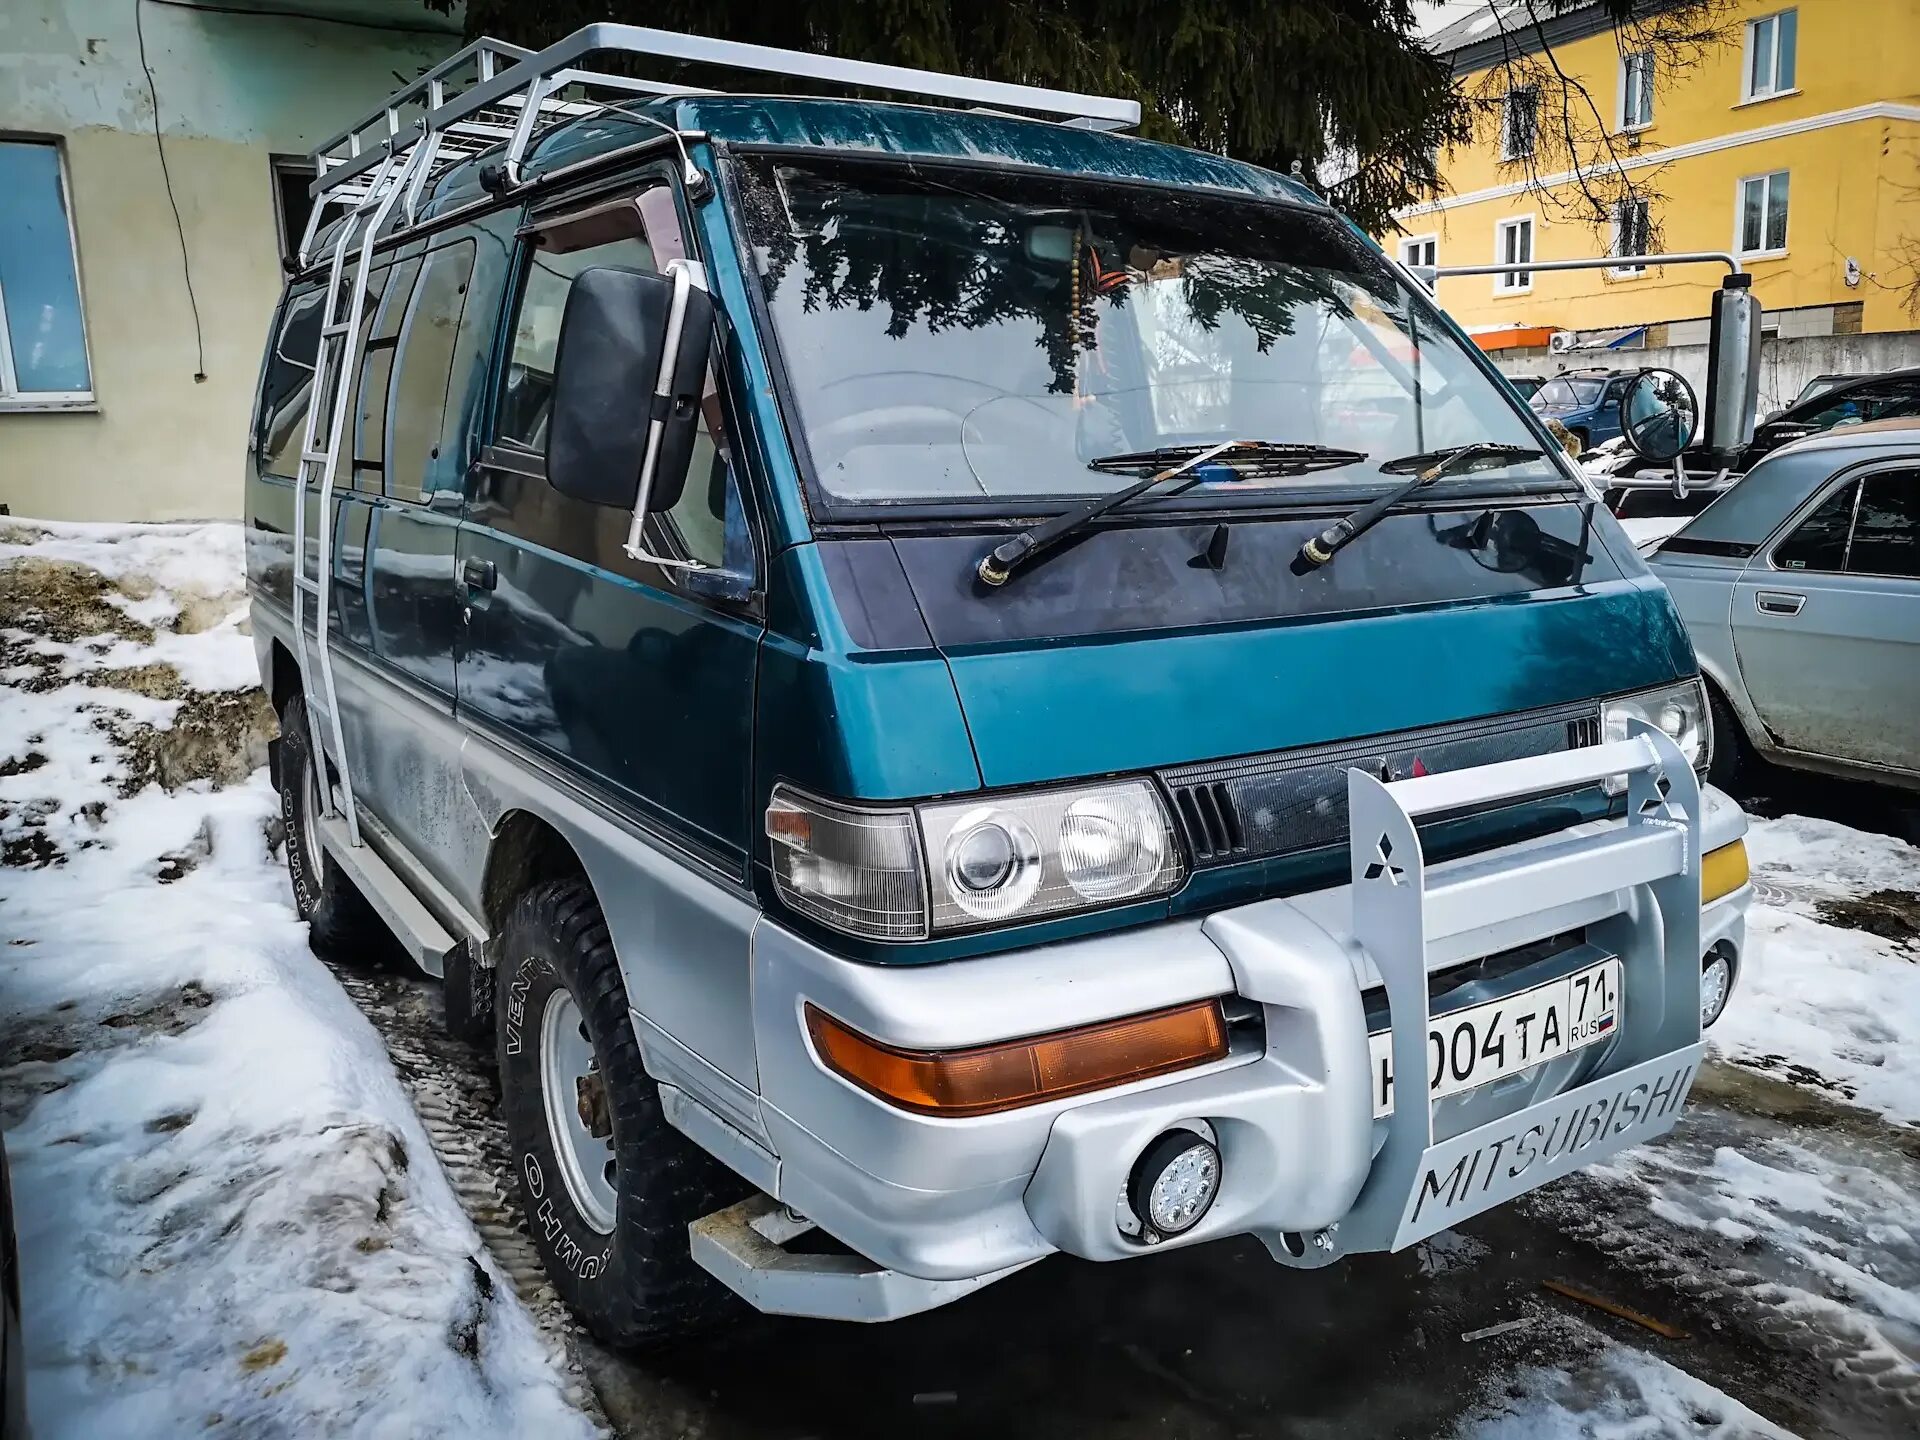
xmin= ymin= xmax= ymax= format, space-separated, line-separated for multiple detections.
xmin=276 ymin=696 xmax=389 ymax=965
xmin=494 ymin=879 xmax=745 ymax=1347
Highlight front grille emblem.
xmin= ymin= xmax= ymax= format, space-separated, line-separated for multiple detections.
xmin=1364 ymin=834 xmax=1407 ymax=885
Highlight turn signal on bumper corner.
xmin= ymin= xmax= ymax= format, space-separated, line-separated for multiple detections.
xmin=1702 ymin=839 xmax=1749 ymax=903
xmin=804 ymin=999 xmax=1229 ymax=1118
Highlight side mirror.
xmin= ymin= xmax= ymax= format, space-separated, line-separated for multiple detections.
xmin=547 ymin=261 xmax=713 ymax=518
xmin=1621 ymin=368 xmax=1699 ymax=465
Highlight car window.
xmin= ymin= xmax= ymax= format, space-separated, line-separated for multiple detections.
xmin=1847 ymin=470 xmax=1919 ymax=579
xmin=1791 ymin=382 xmax=1920 ymax=432
xmin=387 ymin=240 xmax=477 ymax=503
xmin=1773 ymin=479 xmax=1857 ymax=572
xmin=1603 ymin=378 xmax=1630 ymax=403
xmin=1536 ymin=377 xmax=1603 ymax=406
xmin=353 ymin=256 xmax=421 ymax=495
xmin=259 ymin=289 xmax=322 ymax=479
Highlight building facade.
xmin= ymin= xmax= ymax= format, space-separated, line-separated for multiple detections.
xmin=0 ymin=0 xmax=460 ymax=522
xmin=1405 ymin=0 xmax=1920 ymax=407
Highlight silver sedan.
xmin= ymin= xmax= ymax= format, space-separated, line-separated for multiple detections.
xmin=1646 ymin=417 xmax=1920 ymax=791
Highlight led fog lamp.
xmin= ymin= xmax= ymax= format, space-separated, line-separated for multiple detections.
xmin=1129 ymin=1130 xmax=1221 ymax=1239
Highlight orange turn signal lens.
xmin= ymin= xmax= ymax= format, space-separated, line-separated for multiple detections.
xmin=1702 ymin=839 xmax=1750 ymax=903
xmin=803 ymin=999 xmax=1230 ymax=1118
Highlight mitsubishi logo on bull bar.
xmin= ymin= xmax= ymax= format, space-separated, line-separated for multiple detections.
xmin=1364 ymin=834 xmax=1406 ymax=885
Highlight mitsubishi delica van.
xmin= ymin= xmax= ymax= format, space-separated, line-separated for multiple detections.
xmin=247 ymin=27 xmax=1756 ymax=1343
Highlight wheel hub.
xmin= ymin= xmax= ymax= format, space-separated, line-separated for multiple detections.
xmin=540 ymin=989 xmax=618 ymax=1234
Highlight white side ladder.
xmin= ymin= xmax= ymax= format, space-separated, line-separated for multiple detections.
xmin=289 ymin=140 xmax=426 ymax=848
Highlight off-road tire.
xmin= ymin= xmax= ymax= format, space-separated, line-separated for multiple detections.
xmin=494 ymin=879 xmax=744 ymax=1347
xmin=1705 ymin=683 xmax=1746 ymax=791
xmin=276 ymin=697 xmax=388 ymax=964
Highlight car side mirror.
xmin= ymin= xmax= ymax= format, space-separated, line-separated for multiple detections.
xmin=547 ymin=262 xmax=713 ymax=517
xmin=1621 ymin=368 xmax=1699 ymax=465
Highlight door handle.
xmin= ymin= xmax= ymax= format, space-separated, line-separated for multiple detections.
xmin=1756 ymin=590 xmax=1805 ymax=616
xmin=462 ymin=558 xmax=497 ymax=592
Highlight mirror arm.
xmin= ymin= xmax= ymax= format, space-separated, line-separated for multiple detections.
xmin=622 ymin=257 xmax=712 ymax=571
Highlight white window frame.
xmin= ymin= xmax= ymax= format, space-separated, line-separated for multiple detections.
xmin=1610 ymin=197 xmax=1651 ymax=277
xmin=1735 ymin=170 xmax=1790 ymax=258
xmin=1399 ymin=234 xmax=1437 ymax=270
xmin=1494 ymin=215 xmax=1535 ymax=293
xmin=1500 ymin=86 xmax=1540 ymax=162
xmin=1741 ymin=9 xmax=1799 ymax=105
xmin=1619 ymin=50 xmax=1654 ymax=132
xmin=0 ymin=137 xmax=96 ymax=412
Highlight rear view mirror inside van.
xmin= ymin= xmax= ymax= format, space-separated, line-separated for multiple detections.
xmin=547 ymin=264 xmax=713 ymax=514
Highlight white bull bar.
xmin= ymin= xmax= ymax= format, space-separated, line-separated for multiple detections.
xmin=1328 ymin=717 xmax=1704 ymax=1258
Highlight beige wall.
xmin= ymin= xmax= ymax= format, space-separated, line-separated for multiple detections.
xmin=0 ymin=0 xmax=456 ymax=521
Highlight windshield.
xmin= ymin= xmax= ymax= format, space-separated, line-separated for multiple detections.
xmin=737 ymin=156 xmax=1556 ymax=506
xmin=1535 ymin=377 xmax=1605 ymax=408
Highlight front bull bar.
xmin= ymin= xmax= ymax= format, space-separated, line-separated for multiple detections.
xmin=1309 ymin=717 xmax=1703 ymax=1262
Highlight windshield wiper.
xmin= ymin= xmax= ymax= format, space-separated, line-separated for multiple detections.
xmin=1291 ymin=442 xmax=1544 ymax=574
xmin=976 ymin=439 xmax=1368 ymax=587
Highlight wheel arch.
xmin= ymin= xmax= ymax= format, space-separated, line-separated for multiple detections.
xmin=482 ymin=808 xmax=593 ymax=934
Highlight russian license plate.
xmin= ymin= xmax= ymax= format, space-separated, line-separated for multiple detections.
xmin=1371 ymin=959 xmax=1620 ymax=1118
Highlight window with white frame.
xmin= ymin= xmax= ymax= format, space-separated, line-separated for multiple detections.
xmin=1744 ymin=9 xmax=1798 ymax=101
xmin=1738 ymin=170 xmax=1790 ymax=255
xmin=1621 ymin=51 xmax=1654 ymax=129
xmin=1501 ymin=87 xmax=1539 ymax=161
xmin=1495 ymin=216 xmax=1534 ymax=291
xmin=1399 ymin=235 xmax=1437 ymax=270
xmin=0 ymin=139 xmax=92 ymax=406
xmin=1612 ymin=197 xmax=1651 ymax=274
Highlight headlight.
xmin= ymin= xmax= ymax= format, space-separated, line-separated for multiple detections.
xmin=767 ymin=780 xmax=1184 ymax=940
xmin=1599 ymin=679 xmax=1708 ymax=794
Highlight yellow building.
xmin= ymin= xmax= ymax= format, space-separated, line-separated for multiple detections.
xmin=1406 ymin=0 xmax=1920 ymax=367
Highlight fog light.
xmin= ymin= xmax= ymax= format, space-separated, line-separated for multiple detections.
xmin=1701 ymin=950 xmax=1733 ymax=1029
xmin=1129 ymin=1130 xmax=1221 ymax=1240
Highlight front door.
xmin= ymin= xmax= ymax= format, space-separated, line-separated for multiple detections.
xmin=1733 ymin=465 xmax=1920 ymax=772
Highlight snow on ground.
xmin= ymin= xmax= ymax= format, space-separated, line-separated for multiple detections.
xmin=0 ymin=519 xmax=594 ymax=1439
xmin=1713 ymin=815 xmax=1920 ymax=1126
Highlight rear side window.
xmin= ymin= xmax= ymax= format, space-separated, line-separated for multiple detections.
xmin=387 ymin=241 xmax=476 ymax=502
xmin=1847 ymin=470 xmax=1919 ymax=578
xmin=1773 ymin=479 xmax=1856 ymax=572
xmin=351 ymin=257 xmax=420 ymax=494
xmin=259 ymin=289 xmax=321 ymax=479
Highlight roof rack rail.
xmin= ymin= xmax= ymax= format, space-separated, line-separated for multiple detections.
xmin=295 ymin=24 xmax=1141 ymax=266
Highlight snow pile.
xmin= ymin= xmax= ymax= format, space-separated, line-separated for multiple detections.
xmin=1713 ymin=814 xmax=1920 ymax=1126
xmin=0 ymin=520 xmax=593 ymax=1438
xmin=1460 ymin=1342 xmax=1800 ymax=1439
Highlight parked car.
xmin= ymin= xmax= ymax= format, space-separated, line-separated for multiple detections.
xmin=2 ymin=1136 xmax=26 ymax=1440
xmin=250 ymin=28 xmax=1754 ymax=1346
xmin=1529 ymin=369 xmax=1637 ymax=449
xmin=1505 ymin=373 xmax=1548 ymax=401
xmin=1784 ymin=372 xmax=1869 ymax=409
xmin=1647 ymin=418 xmax=1920 ymax=791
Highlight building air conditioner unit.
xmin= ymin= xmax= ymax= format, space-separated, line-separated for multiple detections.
xmin=1548 ymin=331 xmax=1575 ymax=354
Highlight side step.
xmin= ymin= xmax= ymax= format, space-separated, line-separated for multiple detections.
xmin=689 ymin=1195 xmax=1030 ymax=1322
xmin=316 ymin=811 xmax=460 ymax=976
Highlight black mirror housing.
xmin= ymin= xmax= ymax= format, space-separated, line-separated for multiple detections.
xmin=547 ymin=265 xmax=713 ymax=513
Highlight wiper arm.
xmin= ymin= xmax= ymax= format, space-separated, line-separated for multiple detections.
xmin=976 ymin=440 xmax=1368 ymax=587
xmin=1291 ymin=442 xmax=1544 ymax=575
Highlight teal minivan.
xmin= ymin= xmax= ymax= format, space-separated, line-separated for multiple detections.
xmin=248 ymin=26 xmax=1754 ymax=1344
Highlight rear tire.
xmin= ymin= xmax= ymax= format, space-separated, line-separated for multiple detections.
xmin=1705 ymin=683 xmax=1747 ymax=791
xmin=494 ymin=879 xmax=745 ymax=1348
xmin=276 ymin=696 xmax=388 ymax=964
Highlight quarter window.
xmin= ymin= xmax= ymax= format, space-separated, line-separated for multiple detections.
xmin=260 ymin=289 xmax=321 ymax=480
xmin=386 ymin=241 xmax=476 ymax=502
xmin=1744 ymin=10 xmax=1798 ymax=101
xmin=1774 ymin=480 xmax=1856 ymax=573
xmin=0 ymin=139 xmax=92 ymax=404
xmin=1738 ymin=171 xmax=1790 ymax=256
xmin=1621 ymin=51 xmax=1654 ymax=129
xmin=1496 ymin=216 xmax=1533 ymax=291
xmin=352 ymin=257 xmax=421 ymax=495
xmin=1847 ymin=471 xmax=1919 ymax=579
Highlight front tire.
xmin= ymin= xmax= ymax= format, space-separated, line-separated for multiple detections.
xmin=1705 ymin=684 xmax=1747 ymax=791
xmin=494 ymin=879 xmax=744 ymax=1347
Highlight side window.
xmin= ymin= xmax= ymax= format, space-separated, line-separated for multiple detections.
xmin=260 ymin=289 xmax=321 ymax=479
xmin=1774 ymin=479 xmax=1857 ymax=573
xmin=1847 ymin=471 xmax=1920 ymax=579
xmin=352 ymin=257 xmax=420 ymax=494
xmin=497 ymin=226 xmax=653 ymax=452
xmin=387 ymin=240 xmax=477 ymax=502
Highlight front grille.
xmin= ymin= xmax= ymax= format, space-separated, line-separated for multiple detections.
xmin=1171 ymin=780 xmax=1247 ymax=862
xmin=1160 ymin=699 xmax=1605 ymax=870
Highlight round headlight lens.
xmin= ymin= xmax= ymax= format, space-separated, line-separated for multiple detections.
xmin=1061 ymin=790 xmax=1168 ymax=901
xmin=1658 ymin=701 xmax=1688 ymax=739
xmin=942 ymin=809 xmax=1040 ymax=919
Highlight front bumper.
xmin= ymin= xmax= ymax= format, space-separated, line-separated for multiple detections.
xmin=705 ymin=728 xmax=1748 ymax=1317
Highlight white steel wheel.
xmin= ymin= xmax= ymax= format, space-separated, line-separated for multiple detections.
xmin=540 ymin=988 xmax=619 ymax=1235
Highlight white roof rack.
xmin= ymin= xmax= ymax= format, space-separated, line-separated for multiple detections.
xmin=296 ymin=24 xmax=1141 ymax=265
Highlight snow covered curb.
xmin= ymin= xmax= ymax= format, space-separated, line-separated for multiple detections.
xmin=0 ymin=520 xmax=595 ymax=1438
